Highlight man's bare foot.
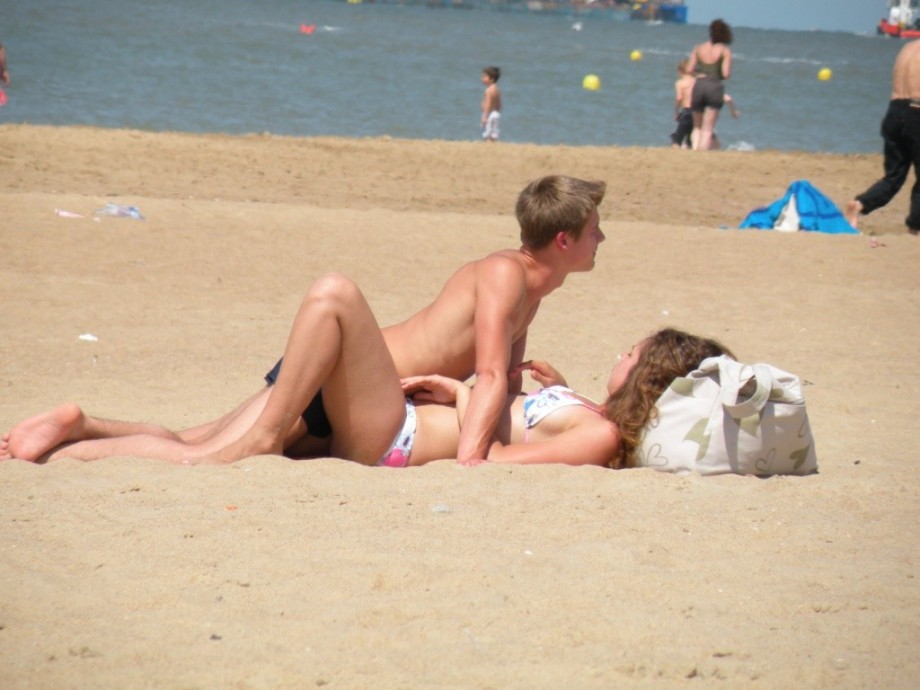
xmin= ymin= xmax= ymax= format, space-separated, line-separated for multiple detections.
xmin=1 ymin=403 xmax=86 ymax=461
xmin=845 ymin=199 xmax=862 ymax=229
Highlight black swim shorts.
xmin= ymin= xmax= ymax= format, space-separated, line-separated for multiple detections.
xmin=264 ymin=357 xmax=332 ymax=438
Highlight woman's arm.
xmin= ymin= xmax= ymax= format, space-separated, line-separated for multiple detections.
xmin=401 ymin=375 xmax=472 ymax=427
xmin=485 ymin=420 xmax=619 ymax=467
xmin=721 ymin=47 xmax=732 ymax=80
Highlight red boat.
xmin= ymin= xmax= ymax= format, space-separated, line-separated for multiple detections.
xmin=878 ymin=18 xmax=920 ymax=38
xmin=879 ymin=0 xmax=920 ymax=37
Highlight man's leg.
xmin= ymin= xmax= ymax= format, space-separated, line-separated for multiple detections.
xmin=851 ymin=106 xmax=910 ymax=226
xmin=40 ymin=392 xmax=305 ymax=463
xmin=0 ymin=388 xmax=288 ymax=463
xmin=1 ymin=404 xmax=181 ymax=462
xmin=904 ymin=107 xmax=920 ymax=233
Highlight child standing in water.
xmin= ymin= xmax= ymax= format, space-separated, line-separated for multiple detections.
xmin=670 ymin=59 xmax=695 ymax=148
xmin=480 ymin=66 xmax=502 ymax=142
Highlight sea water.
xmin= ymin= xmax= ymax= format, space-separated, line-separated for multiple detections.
xmin=0 ymin=0 xmax=902 ymax=153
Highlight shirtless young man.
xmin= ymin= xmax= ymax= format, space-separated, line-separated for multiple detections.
xmin=2 ymin=175 xmax=607 ymax=465
xmin=846 ymin=39 xmax=920 ymax=234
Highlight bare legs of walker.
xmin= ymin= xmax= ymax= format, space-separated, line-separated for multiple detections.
xmin=694 ymin=107 xmax=719 ymax=151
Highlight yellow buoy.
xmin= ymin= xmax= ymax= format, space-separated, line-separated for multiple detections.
xmin=630 ymin=50 xmax=643 ymax=61
xmin=817 ymin=67 xmax=832 ymax=81
xmin=582 ymin=74 xmax=601 ymax=91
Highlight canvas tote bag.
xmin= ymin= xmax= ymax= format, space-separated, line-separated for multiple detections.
xmin=638 ymin=355 xmax=817 ymax=476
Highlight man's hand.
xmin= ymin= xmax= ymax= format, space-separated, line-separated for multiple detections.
xmin=510 ymin=359 xmax=567 ymax=388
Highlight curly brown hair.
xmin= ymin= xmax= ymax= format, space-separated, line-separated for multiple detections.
xmin=709 ymin=19 xmax=732 ymax=45
xmin=603 ymin=328 xmax=733 ymax=469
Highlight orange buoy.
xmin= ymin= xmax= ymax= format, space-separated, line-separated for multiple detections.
xmin=300 ymin=23 xmax=316 ymax=35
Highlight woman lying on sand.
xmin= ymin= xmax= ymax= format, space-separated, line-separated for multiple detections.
xmin=2 ymin=273 xmax=732 ymax=469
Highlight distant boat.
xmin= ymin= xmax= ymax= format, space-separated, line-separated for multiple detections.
xmin=878 ymin=0 xmax=920 ymax=38
xmin=629 ymin=1 xmax=688 ymax=24
xmin=332 ymin=0 xmax=688 ymax=24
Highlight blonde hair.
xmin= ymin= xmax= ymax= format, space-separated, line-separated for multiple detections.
xmin=515 ymin=175 xmax=607 ymax=249
xmin=603 ymin=328 xmax=734 ymax=469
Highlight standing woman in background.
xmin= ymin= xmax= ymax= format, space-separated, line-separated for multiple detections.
xmin=686 ymin=19 xmax=732 ymax=151
xmin=0 ymin=37 xmax=9 ymax=85
xmin=0 ymin=37 xmax=9 ymax=107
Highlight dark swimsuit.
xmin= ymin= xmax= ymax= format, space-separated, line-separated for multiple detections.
xmin=690 ymin=49 xmax=726 ymax=112
xmin=264 ymin=357 xmax=332 ymax=437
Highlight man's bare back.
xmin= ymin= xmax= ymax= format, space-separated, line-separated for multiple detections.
xmin=891 ymin=40 xmax=920 ymax=100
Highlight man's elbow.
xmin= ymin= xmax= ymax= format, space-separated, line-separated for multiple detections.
xmin=473 ymin=368 xmax=506 ymax=390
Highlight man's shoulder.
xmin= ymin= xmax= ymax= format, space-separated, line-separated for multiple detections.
xmin=468 ymin=250 xmax=530 ymax=289
xmin=476 ymin=249 xmax=526 ymax=270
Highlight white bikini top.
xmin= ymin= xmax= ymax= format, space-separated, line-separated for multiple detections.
xmin=522 ymin=385 xmax=600 ymax=440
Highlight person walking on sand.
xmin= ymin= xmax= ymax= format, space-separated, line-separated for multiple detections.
xmin=686 ymin=19 xmax=733 ymax=151
xmin=1 ymin=329 xmax=733 ymax=470
xmin=846 ymin=40 xmax=920 ymax=234
xmin=481 ymin=66 xmax=502 ymax=142
xmin=3 ymin=175 xmax=607 ymax=466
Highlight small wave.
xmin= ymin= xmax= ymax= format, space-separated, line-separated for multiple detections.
xmin=752 ymin=55 xmax=823 ymax=66
xmin=727 ymin=141 xmax=756 ymax=152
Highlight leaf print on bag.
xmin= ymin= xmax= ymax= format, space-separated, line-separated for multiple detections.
xmin=683 ymin=417 xmax=711 ymax=463
xmin=669 ymin=377 xmax=696 ymax=397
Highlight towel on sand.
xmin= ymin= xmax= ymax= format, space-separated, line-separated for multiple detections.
xmin=740 ymin=180 xmax=858 ymax=234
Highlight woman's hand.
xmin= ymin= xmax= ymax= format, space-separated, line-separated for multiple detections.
xmin=509 ymin=359 xmax=568 ymax=388
xmin=401 ymin=375 xmax=468 ymax=404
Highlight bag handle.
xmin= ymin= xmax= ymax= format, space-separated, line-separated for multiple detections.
xmin=718 ymin=360 xmax=772 ymax=419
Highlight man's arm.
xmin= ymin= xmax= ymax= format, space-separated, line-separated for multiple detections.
xmin=507 ymin=333 xmax=528 ymax=396
xmin=456 ymin=257 xmax=526 ymax=462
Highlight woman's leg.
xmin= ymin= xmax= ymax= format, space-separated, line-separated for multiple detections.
xmin=206 ymin=273 xmax=406 ymax=465
xmin=698 ymin=107 xmax=720 ymax=151
xmin=690 ymin=110 xmax=703 ymax=150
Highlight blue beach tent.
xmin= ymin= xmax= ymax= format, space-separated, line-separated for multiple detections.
xmin=740 ymin=180 xmax=858 ymax=234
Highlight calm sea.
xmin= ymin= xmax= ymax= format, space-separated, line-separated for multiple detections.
xmin=0 ymin=0 xmax=901 ymax=153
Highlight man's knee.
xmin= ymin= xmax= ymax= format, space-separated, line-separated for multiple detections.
xmin=305 ymin=272 xmax=362 ymax=309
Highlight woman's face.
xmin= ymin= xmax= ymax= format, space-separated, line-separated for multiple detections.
xmin=607 ymin=340 xmax=646 ymax=394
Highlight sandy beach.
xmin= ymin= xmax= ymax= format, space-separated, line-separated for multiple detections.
xmin=1 ymin=124 xmax=918 ymax=689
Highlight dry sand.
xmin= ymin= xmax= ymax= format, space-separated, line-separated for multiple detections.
xmin=1 ymin=124 xmax=918 ymax=689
